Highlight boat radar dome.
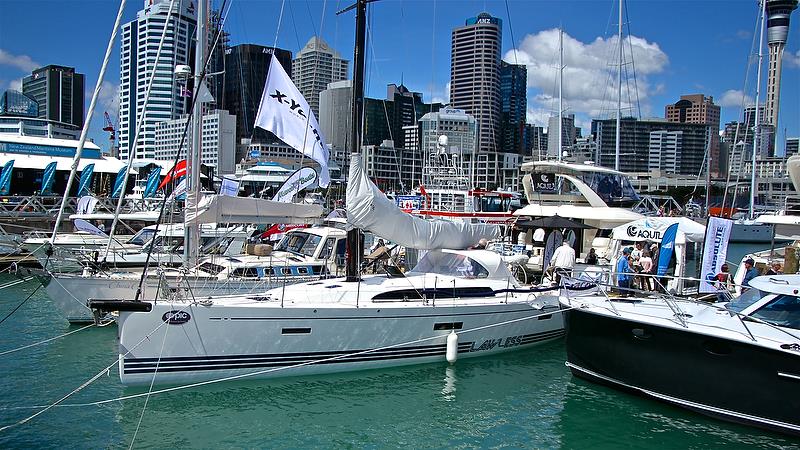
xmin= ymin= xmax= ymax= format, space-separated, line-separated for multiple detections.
xmin=438 ymin=135 xmax=449 ymax=147
xmin=174 ymin=65 xmax=191 ymax=81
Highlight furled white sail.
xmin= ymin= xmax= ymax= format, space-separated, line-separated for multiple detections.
xmin=346 ymin=154 xmax=499 ymax=250
xmin=186 ymin=195 xmax=322 ymax=225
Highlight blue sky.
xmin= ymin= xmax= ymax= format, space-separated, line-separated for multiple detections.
xmin=0 ymin=0 xmax=798 ymax=152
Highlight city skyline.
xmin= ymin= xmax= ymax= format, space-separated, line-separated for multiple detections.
xmin=0 ymin=0 xmax=798 ymax=153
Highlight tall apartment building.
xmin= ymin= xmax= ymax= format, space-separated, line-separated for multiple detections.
xmin=118 ymin=0 xmax=197 ymax=160
xmin=450 ymin=13 xmax=502 ymax=156
xmin=21 ymin=65 xmax=85 ymax=128
xmin=786 ymin=137 xmax=799 ymax=156
xmin=222 ymin=44 xmax=293 ymax=161
xmin=665 ymin=94 xmax=720 ymax=175
xmin=291 ymin=36 xmax=349 ymax=118
xmin=499 ymin=61 xmax=527 ymax=154
xmin=153 ymin=109 xmax=236 ymax=175
xmin=593 ymin=117 xmax=709 ymax=175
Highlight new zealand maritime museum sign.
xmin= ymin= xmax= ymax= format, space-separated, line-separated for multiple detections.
xmin=0 ymin=142 xmax=102 ymax=160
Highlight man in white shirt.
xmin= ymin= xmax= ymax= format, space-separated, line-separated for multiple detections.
xmin=547 ymin=241 xmax=575 ymax=284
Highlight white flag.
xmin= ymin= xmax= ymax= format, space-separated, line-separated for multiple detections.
xmin=699 ymin=216 xmax=733 ymax=293
xmin=254 ymin=54 xmax=330 ymax=187
xmin=272 ymin=167 xmax=317 ymax=203
xmin=220 ymin=176 xmax=240 ymax=197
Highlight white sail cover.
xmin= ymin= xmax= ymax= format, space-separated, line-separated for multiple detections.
xmin=346 ymin=154 xmax=499 ymax=250
xmin=186 ymin=195 xmax=322 ymax=225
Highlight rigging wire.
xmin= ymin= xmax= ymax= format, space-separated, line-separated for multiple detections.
xmin=0 ymin=283 xmax=41 ymax=327
xmin=133 ymin=0 xmax=233 ymax=302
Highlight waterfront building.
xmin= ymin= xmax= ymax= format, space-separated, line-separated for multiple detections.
xmin=118 ymin=0 xmax=197 ymax=160
xmin=291 ymin=36 xmax=349 ymax=118
xmin=593 ymin=117 xmax=708 ymax=175
xmin=22 ymin=65 xmax=85 ymax=128
xmin=665 ymin=94 xmax=720 ymax=175
xmin=546 ymin=114 xmax=577 ymax=160
xmin=0 ymin=133 xmax=125 ymax=196
xmin=765 ymin=0 xmax=798 ymax=128
xmin=499 ymin=61 xmax=527 ymax=154
xmin=222 ymin=44 xmax=293 ymax=162
xmin=450 ymin=12 xmax=502 ymax=156
xmin=153 ymin=109 xmax=236 ymax=174
xmin=0 ymin=90 xmax=82 ymax=140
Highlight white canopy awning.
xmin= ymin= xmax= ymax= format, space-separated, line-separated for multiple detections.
xmin=185 ymin=195 xmax=322 ymax=225
xmin=611 ymin=217 xmax=706 ymax=245
xmin=0 ymin=152 xmax=136 ymax=174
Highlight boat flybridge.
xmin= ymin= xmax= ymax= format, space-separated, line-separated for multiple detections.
xmin=511 ymin=161 xmax=644 ymax=272
xmin=560 ymin=274 xmax=800 ymax=436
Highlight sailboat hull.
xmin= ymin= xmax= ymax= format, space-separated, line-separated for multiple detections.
xmin=117 ymin=301 xmax=564 ymax=385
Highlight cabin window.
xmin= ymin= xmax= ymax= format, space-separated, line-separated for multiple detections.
xmin=749 ymin=294 xmax=800 ymax=329
xmin=434 ymin=322 xmax=463 ymax=330
xmin=319 ymin=237 xmax=336 ymax=260
xmin=410 ymin=252 xmax=489 ymax=278
xmin=282 ymin=327 xmax=311 ymax=334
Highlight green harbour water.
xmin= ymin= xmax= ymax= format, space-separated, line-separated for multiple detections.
xmin=0 ymin=271 xmax=798 ymax=448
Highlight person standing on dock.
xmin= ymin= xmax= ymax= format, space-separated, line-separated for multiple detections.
xmin=616 ymin=248 xmax=633 ymax=296
xmin=742 ymin=259 xmax=759 ymax=288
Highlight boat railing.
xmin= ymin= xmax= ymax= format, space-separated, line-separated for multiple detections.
xmin=782 ymin=195 xmax=800 ymax=215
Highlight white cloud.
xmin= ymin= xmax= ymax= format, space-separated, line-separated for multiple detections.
xmin=526 ymin=107 xmax=552 ymax=127
xmin=718 ymin=89 xmax=753 ymax=108
xmin=0 ymin=49 xmax=39 ymax=72
xmin=430 ymin=81 xmax=450 ymax=105
xmin=98 ymin=81 xmax=120 ymax=116
xmin=504 ymin=28 xmax=669 ymax=122
xmin=785 ymin=49 xmax=800 ymax=68
xmin=8 ymin=79 xmax=22 ymax=91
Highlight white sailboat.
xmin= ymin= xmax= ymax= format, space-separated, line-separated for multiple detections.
xmin=95 ymin=0 xmax=564 ymax=386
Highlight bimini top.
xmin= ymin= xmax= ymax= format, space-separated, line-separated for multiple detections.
xmin=748 ymin=275 xmax=800 ymax=297
xmin=409 ymin=249 xmax=514 ymax=281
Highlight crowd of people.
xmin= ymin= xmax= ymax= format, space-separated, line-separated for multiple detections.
xmin=614 ymin=242 xmax=659 ymax=296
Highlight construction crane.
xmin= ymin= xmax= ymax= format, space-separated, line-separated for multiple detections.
xmin=103 ymin=112 xmax=119 ymax=157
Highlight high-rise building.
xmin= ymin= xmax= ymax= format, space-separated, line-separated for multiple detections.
xmin=419 ymin=108 xmax=477 ymax=189
xmin=665 ymin=94 xmax=720 ymax=175
xmin=386 ymin=84 xmax=442 ymax=149
xmin=118 ymin=0 xmax=197 ymax=160
xmin=21 ymin=65 xmax=85 ymax=128
xmin=593 ymin=117 xmax=709 ymax=175
xmin=786 ymin=137 xmax=799 ymax=156
xmin=765 ymin=0 xmax=798 ymax=127
xmin=291 ymin=36 xmax=349 ymax=118
xmin=153 ymin=109 xmax=236 ymax=174
xmin=523 ymin=124 xmax=547 ymax=159
xmin=450 ymin=13 xmax=502 ymax=157
xmin=499 ymin=61 xmax=527 ymax=154
xmin=222 ymin=44 xmax=293 ymax=161
xmin=546 ymin=114 xmax=577 ymax=159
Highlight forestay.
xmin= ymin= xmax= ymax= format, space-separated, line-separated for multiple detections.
xmin=346 ymin=154 xmax=499 ymax=250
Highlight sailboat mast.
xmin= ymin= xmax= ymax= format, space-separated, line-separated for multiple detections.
xmin=558 ymin=28 xmax=563 ymax=163
xmin=185 ymin=0 xmax=207 ymax=266
xmin=346 ymin=0 xmax=368 ymax=282
xmin=751 ymin=0 xmax=766 ymax=220
xmin=615 ymin=0 xmax=622 ymax=171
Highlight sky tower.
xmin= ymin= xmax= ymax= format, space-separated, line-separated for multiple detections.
xmin=764 ymin=0 xmax=798 ymax=129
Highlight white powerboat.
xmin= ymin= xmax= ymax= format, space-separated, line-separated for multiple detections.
xmin=40 ymin=225 xmax=345 ymax=323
